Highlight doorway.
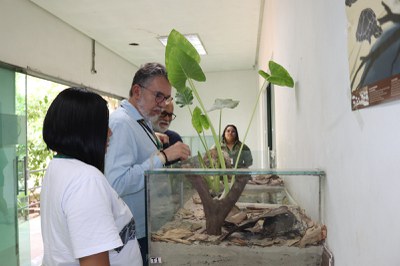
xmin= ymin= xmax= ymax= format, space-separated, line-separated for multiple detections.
xmin=265 ymin=83 xmax=276 ymax=168
xmin=1 ymin=64 xmax=122 ymax=265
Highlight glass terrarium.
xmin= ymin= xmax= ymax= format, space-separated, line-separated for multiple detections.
xmin=145 ymin=168 xmax=326 ymax=266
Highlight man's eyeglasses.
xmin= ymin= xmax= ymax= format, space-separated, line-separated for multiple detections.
xmin=139 ymin=84 xmax=173 ymax=104
xmin=160 ymin=111 xmax=176 ymax=120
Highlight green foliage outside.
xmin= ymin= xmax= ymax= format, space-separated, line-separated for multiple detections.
xmin=15 ymin=75 xmax=120 ymax=191
xmin=26 ymin=94 xmax=54 ymax=186
xmin=16 ymin=74 xmax=66 ymax=187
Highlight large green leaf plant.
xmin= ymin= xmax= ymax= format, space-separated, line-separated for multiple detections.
xmin=166 ymin=29 xmax=294 ymax=195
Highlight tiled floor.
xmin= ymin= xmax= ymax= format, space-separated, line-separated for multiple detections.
xmin=29 ymin=214 xmax=43 ymax=266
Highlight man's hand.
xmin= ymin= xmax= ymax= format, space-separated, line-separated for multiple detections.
xmin=155 ymin=132 xmax=169 ymax=144
xmin=163 ymin=142 xmax=190 ymax=162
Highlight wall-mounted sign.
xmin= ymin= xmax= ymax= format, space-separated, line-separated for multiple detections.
xmin=346 ymin=1 xmax=400 ymax=110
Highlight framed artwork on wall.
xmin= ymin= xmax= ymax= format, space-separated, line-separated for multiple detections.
xmin=346 ymin=0 xmax=400 ymax=110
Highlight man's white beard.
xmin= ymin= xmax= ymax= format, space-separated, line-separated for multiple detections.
xmin=137 ymin=97 xmax=160 ymax=124
xmin=153 ymin=122 xmax=168 ymax=133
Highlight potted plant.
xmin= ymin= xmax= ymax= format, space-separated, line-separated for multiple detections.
xmin=164 ymin=29 xmax=294 ymax=235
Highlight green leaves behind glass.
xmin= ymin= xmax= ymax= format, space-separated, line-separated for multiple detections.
xmin=192 ymin=106 xmax=210 ymax=134
xmin=258 ymin=60 xmax=294 ymax=88
xmin=165 ymin=29 xmax=206 ymax=91
xmin=207 ymin=98 xmax=239 ymax=112
xmin=175 ymin=86 xmax=194 ymax=108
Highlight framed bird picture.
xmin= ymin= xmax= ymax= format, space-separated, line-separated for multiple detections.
xmin=346 ymin=0 xmax=400 ymax=110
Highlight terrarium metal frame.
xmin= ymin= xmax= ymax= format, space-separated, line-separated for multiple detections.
xmin=145 ymin=168 xmax=326 ymax=266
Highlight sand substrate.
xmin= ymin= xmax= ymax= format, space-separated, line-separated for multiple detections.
xmin=149 ymin=241 xmax=322 ymax=265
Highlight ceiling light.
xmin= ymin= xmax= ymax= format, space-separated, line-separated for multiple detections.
xmin=158 ymin=33 xmax=207 ymax=55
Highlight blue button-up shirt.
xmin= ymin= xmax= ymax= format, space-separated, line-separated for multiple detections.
xmin=105 ymin=100 xmax=163 ymax=239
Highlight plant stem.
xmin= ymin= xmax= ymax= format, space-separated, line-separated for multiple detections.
xmin=188 ymin=79 xmax=229 ymax=192
xmin=234 ymin=80 xmax=269 ymax=170
xmin=218 ymin=110 xmax=222 ymax=142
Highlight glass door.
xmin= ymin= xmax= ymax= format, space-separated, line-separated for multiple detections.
xmin=0 ymin=67 xmax=30 ymax=266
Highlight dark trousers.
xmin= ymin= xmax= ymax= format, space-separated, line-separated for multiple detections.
xmin=138 ymin=237 xmax=148 ymax=265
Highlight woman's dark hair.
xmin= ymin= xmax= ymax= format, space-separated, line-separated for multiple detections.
xmin=43 ymin=87 xmax=109 ymax=172
xmin=222 ymin=124 xmax=239 ymax=143
xmin=130 ymin=62 xmax=168 ymax=97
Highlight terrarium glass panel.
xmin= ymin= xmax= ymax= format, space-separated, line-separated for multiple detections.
xmin=145 ymin=169 xmax=325 ymax=266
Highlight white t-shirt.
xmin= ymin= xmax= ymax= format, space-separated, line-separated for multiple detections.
xmin=41 ymin=158 xmax=142 ymax=266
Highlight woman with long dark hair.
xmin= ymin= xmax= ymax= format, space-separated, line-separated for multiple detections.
xmin=221 ymin=124 xmax=253 ymax=168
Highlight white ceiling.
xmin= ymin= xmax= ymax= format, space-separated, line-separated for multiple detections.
xmin=30 ymin=0 xmax=264 ymax=73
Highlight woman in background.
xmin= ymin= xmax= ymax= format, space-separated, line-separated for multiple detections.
xmin=41 ymin=87 xmax=142 ymax=266
xmin=221 ymin=124 xmax=253 ymax=168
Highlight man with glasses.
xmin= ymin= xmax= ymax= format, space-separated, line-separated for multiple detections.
xmin=152 ymin=102 xmax=181 ymax=146
xmin=105 ymin=62 xmax=190 ymax=264
xmin=152 ymin=102 xmax=183 ymax=165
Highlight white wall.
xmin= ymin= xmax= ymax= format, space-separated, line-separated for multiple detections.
xmin=0 ymin=0 xmax=137 ymax=98
xmin=262 ymin=0 xmax=400 ymax=265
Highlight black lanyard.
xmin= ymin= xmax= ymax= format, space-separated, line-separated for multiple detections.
xmin=137 ymin=119 xmax=162 ymax=150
